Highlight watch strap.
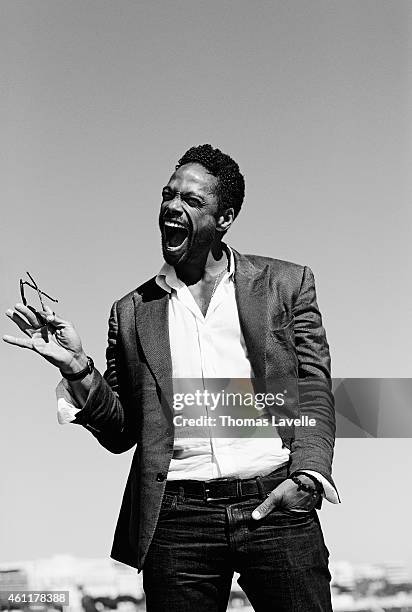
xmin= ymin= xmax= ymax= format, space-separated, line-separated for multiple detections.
xmin=61 ymin=356 xmax=94 ymax=382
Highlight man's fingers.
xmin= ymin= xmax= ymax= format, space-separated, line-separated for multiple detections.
xmin=13 ymin=303 xmax=41 ymax=328
xmin=252 ymin=491 xmax=282 ymax=520
xmin=5 ymin=309 xmax=32 ymax=336
xmin=43 ymin=312 xmax=69 ymax=329
xmin=3 ymin=334 xmax=34 ymax=350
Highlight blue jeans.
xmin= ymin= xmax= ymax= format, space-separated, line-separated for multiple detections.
xmin=143 ymin=486 xmax=332 ymax=611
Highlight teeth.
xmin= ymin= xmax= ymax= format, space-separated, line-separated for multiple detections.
xmin=167 ymin=242 xmax=187 ymax=251
xmin=164 ymin=221 xmax=186 ymax=229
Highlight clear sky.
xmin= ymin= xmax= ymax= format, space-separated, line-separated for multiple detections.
xmin=1 ymin=1 xmax=411 ymax=571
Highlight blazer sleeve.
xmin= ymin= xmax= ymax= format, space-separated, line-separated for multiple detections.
xmin=71 ymin=301 xmax=138 ymax=454
xmin=288 ymin=266 xmax=339 ymax=498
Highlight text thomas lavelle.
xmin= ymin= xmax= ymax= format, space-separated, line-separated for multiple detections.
xmin=173 ymin=414 xmax=317 ymax=427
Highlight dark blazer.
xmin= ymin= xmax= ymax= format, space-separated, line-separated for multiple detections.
xmin=73 ymin=247 xmax=337 ymax=570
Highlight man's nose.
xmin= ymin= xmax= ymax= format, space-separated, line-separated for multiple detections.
xmin=166 ymin=195 xmax=184 ymax=213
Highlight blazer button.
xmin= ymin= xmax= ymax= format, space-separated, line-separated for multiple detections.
xmin=156 ymin=473 xmax=166 ymax=482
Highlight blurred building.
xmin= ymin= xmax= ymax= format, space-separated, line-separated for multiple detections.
xmin=0 ymin=556 xmax=411 ymax=611
xmin=0 ymin=556 xmax=142 ymax=612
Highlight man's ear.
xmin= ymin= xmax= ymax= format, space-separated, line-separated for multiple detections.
xmin=216 ymin=207 xmax=235 ymax=233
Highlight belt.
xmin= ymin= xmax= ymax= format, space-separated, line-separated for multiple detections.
xmin=164 ymin=465 xmax=289 ymax=502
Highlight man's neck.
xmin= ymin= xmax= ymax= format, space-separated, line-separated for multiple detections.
xmin=174 ymin=242 xmax=228 ymax=287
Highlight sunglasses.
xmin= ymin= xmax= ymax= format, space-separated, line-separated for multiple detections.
xmin=19 ymin=272 xmax=58 ymax=336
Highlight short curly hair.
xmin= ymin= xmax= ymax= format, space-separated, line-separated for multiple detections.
xmin=176 ymin=144 xmax=245 ymax=218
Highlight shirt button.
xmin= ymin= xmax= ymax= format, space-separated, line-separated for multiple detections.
xmin=156 ymin=473 xmax=166 ymax=482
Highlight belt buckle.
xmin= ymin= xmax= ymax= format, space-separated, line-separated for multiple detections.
xmin=204 ymin=477 xmax=240 ymax=502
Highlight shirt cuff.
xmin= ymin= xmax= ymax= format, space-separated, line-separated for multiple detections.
xmin=299 ymin=470 xmax=340 ymax=504
xmin=56 ymin=379 xmax=82 ymax=424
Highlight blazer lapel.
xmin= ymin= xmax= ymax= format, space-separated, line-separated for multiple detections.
xmin=232 ymin=249 xmax=269 ymax=380
xmin=133 ymin=281 xmax=174 ymax=416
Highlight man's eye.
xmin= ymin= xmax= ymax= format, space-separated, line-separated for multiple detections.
xmin=185 ymin=197 xmax=202 ymax=207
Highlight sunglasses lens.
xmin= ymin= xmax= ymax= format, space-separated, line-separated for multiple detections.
xmin=19 ymin=280 xmax=27 ymax=306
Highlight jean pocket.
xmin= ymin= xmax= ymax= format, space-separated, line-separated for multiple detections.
xmin=271 ymin=506 xmax=315 ymax=525
xmin=279 ymin=505 xmax=313 ymax=516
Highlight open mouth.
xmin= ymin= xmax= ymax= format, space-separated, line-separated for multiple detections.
xmin=163 ymin=221 xmax=189 ymax=250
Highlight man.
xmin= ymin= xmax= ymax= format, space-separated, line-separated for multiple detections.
xmin=4 ymin=144 xmax=339 ymax=611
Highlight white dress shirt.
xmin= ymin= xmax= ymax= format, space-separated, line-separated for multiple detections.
xmin=56 ymin=246 xmax=338 ymax=502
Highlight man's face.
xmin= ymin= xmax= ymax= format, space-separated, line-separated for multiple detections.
xmin=159 ymin=163 xmax=220 ymax=266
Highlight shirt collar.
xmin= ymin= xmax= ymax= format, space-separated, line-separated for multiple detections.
xmin=156 ymin=245 xmax=235 ymax=294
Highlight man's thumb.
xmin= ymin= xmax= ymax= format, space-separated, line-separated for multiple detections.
xmin=251 ymin=492 xmax=282 ymax=520
xmin=44 ymin=313 xmax=68 ymax=328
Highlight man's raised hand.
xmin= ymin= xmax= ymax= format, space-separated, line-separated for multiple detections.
xmin=3 ymin=303 xmax=87 ymax=373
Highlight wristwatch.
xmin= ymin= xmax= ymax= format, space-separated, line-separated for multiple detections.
xmin=61 ymin=356 xmax=94 ymax=382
